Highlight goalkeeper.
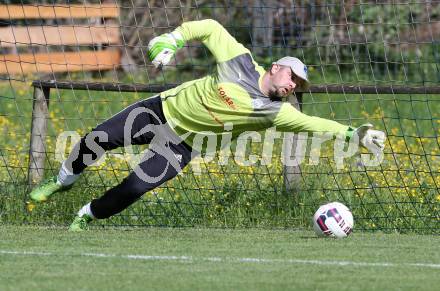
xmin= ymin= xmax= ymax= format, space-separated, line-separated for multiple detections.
xmin=29 ymin=19 xmax=386 ymax=231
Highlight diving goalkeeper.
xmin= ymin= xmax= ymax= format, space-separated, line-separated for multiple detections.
xmin=29 ymin=19 xmax=386 ymax=231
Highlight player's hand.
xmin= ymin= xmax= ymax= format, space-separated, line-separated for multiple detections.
xmin=147 ymin=32 xmax=185 ymax=68
xmin=354 ymin=123 xmax=386 ymax=154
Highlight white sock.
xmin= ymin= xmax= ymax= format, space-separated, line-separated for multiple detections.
xmin=77 ymin=202 xmax=95 ymax=219
xmin=57 ymin=161 xmax=80 ymax=186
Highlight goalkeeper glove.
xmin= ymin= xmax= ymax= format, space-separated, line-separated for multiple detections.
xmin=354 ymin=123 xmax=386 ymax=154
xmin=147 ymin=31 xmax=185 ymax=68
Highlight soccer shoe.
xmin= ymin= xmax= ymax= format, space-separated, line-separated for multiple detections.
xmin=69 ymin=215 xmax=93 ymax=232
xmin=29 ymin=176 xmax=71 ymax=202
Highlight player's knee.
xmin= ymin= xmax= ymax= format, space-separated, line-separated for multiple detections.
xmin=91 ymin=124 xmax=110 ymax=141
xmin=85 ymin=126 xmax=117 ymax=151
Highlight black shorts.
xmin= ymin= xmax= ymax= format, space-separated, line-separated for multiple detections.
xmin=65 ymin=96 xmax=194 ymax=218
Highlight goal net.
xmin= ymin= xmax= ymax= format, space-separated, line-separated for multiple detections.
xmin=0 ymin=0 xmax=439 ymax=233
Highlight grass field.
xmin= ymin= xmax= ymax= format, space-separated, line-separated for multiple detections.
xmin=0 ymin=225 xmax=439 ymax=291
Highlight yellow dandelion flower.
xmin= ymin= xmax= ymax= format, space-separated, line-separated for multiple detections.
xmin=26 ymin=201 xmax=36 ymax=212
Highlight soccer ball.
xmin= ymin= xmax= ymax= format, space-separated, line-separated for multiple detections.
xmin=313 ymin=202 xmax=354 ymax=238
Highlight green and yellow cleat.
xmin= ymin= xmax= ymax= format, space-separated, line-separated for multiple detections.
xmin=69 ymin=214 xmax=93 ymax=232
xmin=29 ymin=176 xmax=70 ymax=202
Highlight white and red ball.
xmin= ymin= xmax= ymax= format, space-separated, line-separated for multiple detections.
xmin=313 ymin=202 xmax=354 ymax=238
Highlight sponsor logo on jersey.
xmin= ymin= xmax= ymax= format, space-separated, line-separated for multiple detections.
xmin=217 ymin=86 xmax=237 ymax=110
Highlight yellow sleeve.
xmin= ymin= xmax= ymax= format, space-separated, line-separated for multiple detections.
xmin=273 ymin=103 xmax=354 ymax=136
xmin=176 ymin=19 xmax=250 ymax=62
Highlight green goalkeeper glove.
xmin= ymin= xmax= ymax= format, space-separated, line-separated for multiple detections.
xmin=147 ymin=31 xmax=185 ymax=68
xmin=354 ymin=123 xmax=386 ymax=154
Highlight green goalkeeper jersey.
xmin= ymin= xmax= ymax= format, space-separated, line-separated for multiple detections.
xmin=160 ymin=19 xmax=352 ymax=150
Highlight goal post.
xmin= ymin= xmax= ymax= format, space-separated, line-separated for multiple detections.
xmin=0 ymin=1 xmax=439 ymax=233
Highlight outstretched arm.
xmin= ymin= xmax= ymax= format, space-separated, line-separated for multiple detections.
xmin=274 ymin=103 xmax=353 ymax=135
xmin=274 ymin=103 xmax=386 ymax=153
xmin=176 ymin=19 xmax=249 ymax=62
xmin=148 ymin=19 xmax=249 ymax=67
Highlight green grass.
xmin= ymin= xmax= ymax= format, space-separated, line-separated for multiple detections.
xmin=0 ymin=225 xmax=439 ymax=291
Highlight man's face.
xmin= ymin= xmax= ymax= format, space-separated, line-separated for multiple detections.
xmin=269 ymin=65 xmax=305 ymax=98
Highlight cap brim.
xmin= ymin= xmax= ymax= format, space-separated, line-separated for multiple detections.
xmin=290 ymin=68 xmax=310 ymax=91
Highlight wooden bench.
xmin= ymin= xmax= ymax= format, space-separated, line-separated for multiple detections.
xmin=0 ymin=4 xmax=120 ymax=75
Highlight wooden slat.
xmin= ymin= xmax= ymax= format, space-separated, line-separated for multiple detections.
xmin=0 ymin=50 xmax=120 ymax=74
xmin=0 ymin=4 xmax=119 ymax=19
xmin=0 ymin=26 xmax=120 ymax=46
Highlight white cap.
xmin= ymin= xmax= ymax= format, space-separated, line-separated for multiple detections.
xmin=273 ymin=57 xmax=310 ymax=90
